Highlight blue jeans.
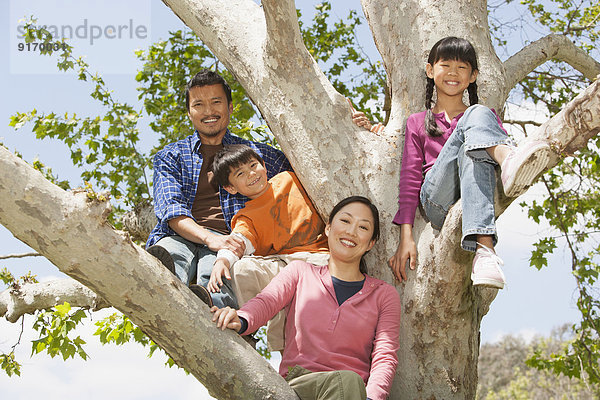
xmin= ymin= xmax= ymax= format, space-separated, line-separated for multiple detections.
xmin=419 ymin=105 xmax=512 ymax=252
xmin=154 ymin=234 xmax=239 ymax=308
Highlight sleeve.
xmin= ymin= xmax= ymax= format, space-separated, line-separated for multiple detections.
xmin=366 ymin=285 xmax=401 ymax=400
xmin=216 ymin=232 xmax=256 ymax=267
xmin=152 ymin=149 xmax=193 ymax=223
xmin=236 ymin=261 xmax=302 ymax=334
xmin=231 ymin=215 xmax=261 ymax=254
xmin=393 ymin=116 xmax=425 ymax=225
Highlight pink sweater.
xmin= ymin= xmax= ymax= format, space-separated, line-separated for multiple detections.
xmin=237 ymin=261 xmax=401 ymax=400
xmin=392 ymin=109 xmax=506 ymax=225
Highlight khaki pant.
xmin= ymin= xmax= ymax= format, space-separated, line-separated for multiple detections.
xmin=232 ymin=252 xmax=329 ymax=351
xmin=286 ymin=365 xmax=367 ymax=400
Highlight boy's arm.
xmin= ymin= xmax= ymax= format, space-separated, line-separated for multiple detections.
xmin=216 ymin=232 xmax=255 ymax=267
xmin=208 ymin=233 xmax=255 ymax=293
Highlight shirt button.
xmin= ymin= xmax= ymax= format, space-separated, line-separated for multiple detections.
xmin=359 ymin=291 xmax=362 ymax=294
xmin=332 ymin=320 xmax=336 ymax=323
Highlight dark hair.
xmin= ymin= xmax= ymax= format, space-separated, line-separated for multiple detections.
xmin=212 ymin=144 xmax=264 ymax=187
xmin=185 ymin=69 xmax=233 ymax=111
xmin=425 ymin=37 xmax=479 ymax=137
xmin=328 ymin=196 xmax=380 ymax=274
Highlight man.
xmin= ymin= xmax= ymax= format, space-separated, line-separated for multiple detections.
xmin=146 ymin=69 xmax=291 ymax=308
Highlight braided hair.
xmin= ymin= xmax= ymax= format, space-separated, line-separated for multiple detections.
xmin=424 ymin=37 xmax=479 ymax=137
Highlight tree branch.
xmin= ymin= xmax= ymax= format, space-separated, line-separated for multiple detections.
xmin=0 ymin=279 xmax=109 ymax=323
xmin=0 ymin=252 xmax=43 ymax=260
xmin=504 ymin=34 xmax=600 ymax=90
xmin=0 ymin=145 xmax=298 ymax=400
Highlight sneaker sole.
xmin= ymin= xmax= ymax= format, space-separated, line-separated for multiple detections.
xmin=502 ymin=143 xmax=551 ymax=197
xmin=147 ymin=245 xmax=176 ymax=275
xmin=189 ymin=284 xmax=214 ymax=308
xmin=471 ymin=275 xmax=505 ymax=289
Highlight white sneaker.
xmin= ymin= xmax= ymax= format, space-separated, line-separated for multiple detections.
xmin=471 ymin=244 xmax=505 ymax=289
xmin=501 ymin=140 xmax=551 ymax=197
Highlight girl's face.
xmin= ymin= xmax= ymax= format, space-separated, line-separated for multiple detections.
xmin=426 ymin=58 xmax=478 ymax=98
xmin=325 ymin=202 xmax=376 ymax=265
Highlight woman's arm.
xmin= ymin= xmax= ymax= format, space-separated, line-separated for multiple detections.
xmin=366 ymin=285 xmax=401 ymax=400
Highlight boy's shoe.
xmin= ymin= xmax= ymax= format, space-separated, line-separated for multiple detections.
xmin=471 ymin=244 xmax=505 ymax=289
xmin=501 ymin=141 xmax=551 ymax=197
xmin=147 ymin=245 xmax=176 ymax=275
xmin=189 ymin=284 xmax=214 ymax=307
xmin=242 ymin=335 xmax=258 ymax=349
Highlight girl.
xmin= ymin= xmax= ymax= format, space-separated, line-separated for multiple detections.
xmin=355 ymin=37 xmax=550 ymax=288
xmin=212 ymin=196 xmax=401 ymax=400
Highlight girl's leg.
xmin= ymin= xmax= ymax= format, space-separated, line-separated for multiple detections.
xmin=420 ymin=104 xmax=509 ymax=236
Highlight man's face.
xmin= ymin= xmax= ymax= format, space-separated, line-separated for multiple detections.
xmin=187 ymin=84 xmax=233 ymax=145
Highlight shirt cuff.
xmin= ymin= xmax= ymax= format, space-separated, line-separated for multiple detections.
xmin=238 ymin=317 xmax=248 ymax=334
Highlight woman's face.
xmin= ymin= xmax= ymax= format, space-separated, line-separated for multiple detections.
xmin=325 ymin=202 xmax=376 ymax=264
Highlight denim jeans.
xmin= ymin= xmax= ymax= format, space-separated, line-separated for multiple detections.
xmin=154 ymin=234 xmax=239 ymax=308
xmin=419 ymin=105 xmax=512 ymax=252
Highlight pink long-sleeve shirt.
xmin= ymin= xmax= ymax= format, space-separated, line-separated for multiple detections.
xmin=237 ymin=260 xmax=401 ymax=400
xmin=392 ymin=109 xmax=506 ymax=225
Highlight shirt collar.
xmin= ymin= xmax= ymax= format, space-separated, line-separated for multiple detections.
xmin=191 ymin=129 xmax=233 ymax=154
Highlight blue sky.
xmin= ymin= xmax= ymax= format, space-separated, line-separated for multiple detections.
xmin=0 ymin=1 xmax=583 ymax=399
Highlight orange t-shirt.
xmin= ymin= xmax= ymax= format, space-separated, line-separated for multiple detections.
xmin=230 ymin=171 xmax=328 ymax=256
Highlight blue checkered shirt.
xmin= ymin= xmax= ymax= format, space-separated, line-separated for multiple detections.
xmin=146 ymin=131 xmax=292 ymax=248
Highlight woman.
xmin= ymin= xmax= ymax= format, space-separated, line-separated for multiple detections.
xmin=212 ymin=196 xmax=401 ymax=400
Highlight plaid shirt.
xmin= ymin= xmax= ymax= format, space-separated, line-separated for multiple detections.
xmin=146 ymin=131 xmax=292 ymax=248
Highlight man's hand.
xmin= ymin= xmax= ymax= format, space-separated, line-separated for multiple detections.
xmin=388 ymin=224 xmax=417 ymax=281
xmin=211 ymin=306 xmax=242 ymax=331
xmin=208 ymin=259 xmax=231 ymax=293
xmin=204 ymin=232 xmax=245 ymax=257
xmin=168 ymin=216 xmax=246 ymax=257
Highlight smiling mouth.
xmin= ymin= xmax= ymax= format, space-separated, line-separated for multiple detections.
xmin=202 ymin=116 xmax=220 ymax=123
xmin=248 ymin=176 xmax=262 ymax=186
xmin=340 ymin=239 xmax=356 ymax=247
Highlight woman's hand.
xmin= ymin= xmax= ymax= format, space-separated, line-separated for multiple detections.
xmin=211 ymin=306 xmax=242 ymax=331
xmin=388 ymin=224 xmax=417 ymax=281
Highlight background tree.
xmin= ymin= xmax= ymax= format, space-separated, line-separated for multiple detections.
xmin=1 ymin=0 xmax=599 ymax=399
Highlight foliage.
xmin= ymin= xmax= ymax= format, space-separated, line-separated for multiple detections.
xmin=31 ymin=302 xmax=88 ymax=362
xmin=0 ymin=353 xmax=21 ymax=377
xmin=0 ymin=269 xmax=38 ymax=377
xmin=9 ymin=19 xmax=149 ymax=214
xmin=298 ymin=2 xmax=387 ymax=123
xmin=489 ymin=0 xmax=600 ymax=392
xmin=477 ymin=328 xmax=597 ymax=399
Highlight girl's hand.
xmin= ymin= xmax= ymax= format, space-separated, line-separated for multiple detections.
xmin=351 ymin=110 xmax=373 ymax=131
xmin=388 ymin=225 xmax=417 ymax=281
xmin=211 ymin=306 xmax=242 ymax=331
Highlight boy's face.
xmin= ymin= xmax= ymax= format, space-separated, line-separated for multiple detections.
xmin=223 ymin=158 xmax=269 ymax=199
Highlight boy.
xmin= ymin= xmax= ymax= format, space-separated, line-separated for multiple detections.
xmin=209 ymin=144 xmax=329 ymax=350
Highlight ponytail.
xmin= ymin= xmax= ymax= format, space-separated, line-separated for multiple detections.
xmin=425 ymin=77 xmax=444 ymax=137
xmin=467 ymin=81 xmax=479 ymax=106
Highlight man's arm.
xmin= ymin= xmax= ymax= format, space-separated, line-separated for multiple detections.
xmin=168 ymin=216 xmax=245 ymax=255
xmin=153 ymin=146 xmax=244 ymax=254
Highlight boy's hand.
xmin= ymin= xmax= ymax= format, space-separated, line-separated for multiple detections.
xmin=204 ymin=232 xmax=245 ymax=257
xmin=211 ymin=306 xmax=241 ymax=331
xmin=208 ymin=259 xmax=231 ymax=293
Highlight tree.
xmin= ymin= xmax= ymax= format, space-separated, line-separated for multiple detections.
xmin=1 ymin=0 xmax=599 ymax=399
